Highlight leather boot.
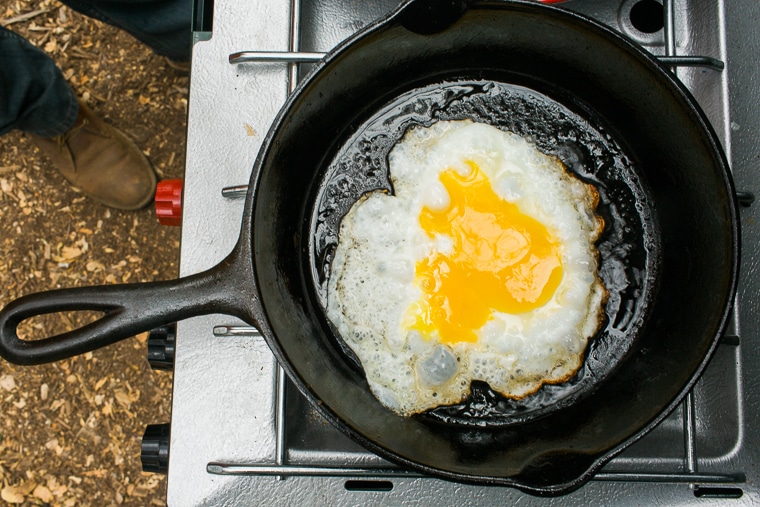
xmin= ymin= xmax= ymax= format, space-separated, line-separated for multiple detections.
xmin=29 ymin=100 xmax=157 ymax=210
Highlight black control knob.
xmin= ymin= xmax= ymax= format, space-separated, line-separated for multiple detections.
xmin=141 ymin=423 xmax=170 ymax=474
xmin=147 ymin=324 xmax=176 ymax=371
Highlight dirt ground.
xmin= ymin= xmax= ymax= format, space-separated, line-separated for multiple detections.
xmin=1 ymin=1 xmax=187 ymax=505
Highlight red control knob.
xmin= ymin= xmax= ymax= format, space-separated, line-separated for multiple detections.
xmin=155 ymin=179 xmax=183 ymax=226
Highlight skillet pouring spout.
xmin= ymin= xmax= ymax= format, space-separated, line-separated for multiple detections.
xmin=0 ymin=245 xmax=255 ymax=366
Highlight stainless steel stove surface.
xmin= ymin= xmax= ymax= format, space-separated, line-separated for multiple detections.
xmin=166 ymin=0 xmax=760 ymax=504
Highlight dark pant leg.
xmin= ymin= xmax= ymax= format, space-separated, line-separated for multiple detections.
xmin=0 ymin=26 xmax=79 ymax=137
xmin=59 ymin=0 xmax=193 ymax=62
xmin=1 ymin=0 xmax=191 ymax=136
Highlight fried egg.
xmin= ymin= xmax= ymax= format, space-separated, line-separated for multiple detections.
xmin=326 ymin=120 xmax=606 ymax=416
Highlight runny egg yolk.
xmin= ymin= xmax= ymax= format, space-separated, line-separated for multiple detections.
xmin=406 ymin=161 xmax=563 ymax=344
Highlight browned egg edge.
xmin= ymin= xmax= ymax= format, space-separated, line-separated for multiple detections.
xmin=478 ymin=156 xmax=610 ymax=403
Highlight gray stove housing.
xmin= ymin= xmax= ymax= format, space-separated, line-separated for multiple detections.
xmin=169 ymin=0 xmax=760 ymax=504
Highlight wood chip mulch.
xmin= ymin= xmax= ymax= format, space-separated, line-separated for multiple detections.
xmin=1 ymin=1 xmax=188 ymax=505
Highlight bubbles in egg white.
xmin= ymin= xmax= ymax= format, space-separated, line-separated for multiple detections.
xmin=326 ymin=120 xmax=606 ymax=416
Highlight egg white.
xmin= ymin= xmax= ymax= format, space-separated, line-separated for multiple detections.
xmin=326 ymin=120 xmax=606 ymax=416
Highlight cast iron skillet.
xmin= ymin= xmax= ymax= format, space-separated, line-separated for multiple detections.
xmin=0 ymin=0 xmax=739 ymax=496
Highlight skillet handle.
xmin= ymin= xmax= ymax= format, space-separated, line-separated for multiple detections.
xmin=0 ymin=255 xmax=249 ymax=366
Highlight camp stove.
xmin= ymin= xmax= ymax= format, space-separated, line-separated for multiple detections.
xmin=146 ymin=0 xmax=760 ymax=504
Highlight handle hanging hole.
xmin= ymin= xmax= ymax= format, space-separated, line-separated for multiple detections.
xmin=19 ymin=311 xmax=105 ymax=341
